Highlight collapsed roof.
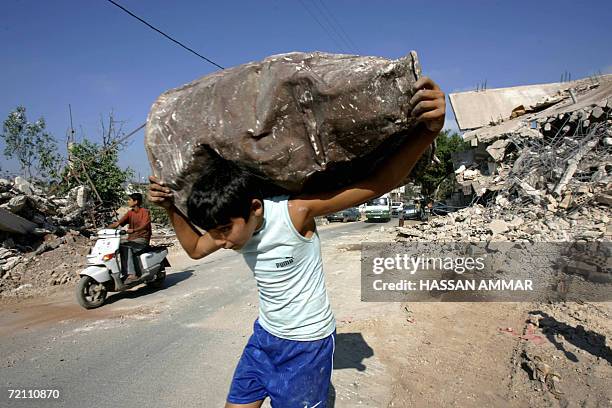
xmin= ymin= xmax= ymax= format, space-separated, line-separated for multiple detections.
xmin=446 ymin=75 xmax=612 ymax=213
xmin=449 ymin=74 xmax=612 ymax=144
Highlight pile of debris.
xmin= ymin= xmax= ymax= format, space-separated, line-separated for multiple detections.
xmin=0 ymin=177 xmax=102 ymax=297
xmin=149 ymin=224 xmax=177 ymax=247
xmin=0 ymin=230 xmax=90 ymax=298
xmin=0 ymin=176 xmax=97 ymax=234
xmin=397 ymin=201 xmax=610 ymax=242
xmin=398 ymin=75 xmax=612 ymax=242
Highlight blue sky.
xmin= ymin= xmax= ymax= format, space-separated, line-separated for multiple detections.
xmin=2 ymin=0 xmax=611 ymax=178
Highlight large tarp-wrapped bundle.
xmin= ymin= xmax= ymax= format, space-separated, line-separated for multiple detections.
xmin=145 ymin=51 xmax=432 ymax=214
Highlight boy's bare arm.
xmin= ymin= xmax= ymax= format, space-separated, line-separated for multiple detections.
xmin=289 ymin=77 xmax=445 ymax=229
xmin=149 ymin=176 xmax=221 ymax=259
xmin=166 ymin=207 xmax=221 ymax=259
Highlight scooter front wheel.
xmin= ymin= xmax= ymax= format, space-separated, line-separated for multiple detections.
xmin=76 ymin=276 xmax=107 ymax=309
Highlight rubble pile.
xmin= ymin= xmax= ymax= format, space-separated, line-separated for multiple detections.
xmin=0 ymin=230 xmax=90 ymax=297
xmin=0 ymin=177 xmax=100 ymax=296
xmin=399 ymin=77 xmax=612 ymax=242
xmin=397 ymin=201 xmax=610 ymax=242
xmin=149 ymin=224 xmax=177 ymax=247
xmin=0 ymin=176 xmax=97 ymax=234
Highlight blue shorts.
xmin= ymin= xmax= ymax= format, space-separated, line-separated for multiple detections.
xmin=227 ymin=320 xmax=335 ymax=407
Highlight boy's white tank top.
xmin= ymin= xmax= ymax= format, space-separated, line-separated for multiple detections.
xmin=237 ymin=196 xmax=335 ymax=341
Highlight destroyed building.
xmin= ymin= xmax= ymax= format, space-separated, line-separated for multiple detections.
xmin=397 ymin=74 xmax=612 ymax=242
xmin=0 ymin=178 xmax=101 ymax=295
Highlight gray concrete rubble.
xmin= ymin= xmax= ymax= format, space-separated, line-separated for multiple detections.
xmin=146 ymin=51 xmax=435 ymax=215
xmin=0 ymin=177 xmax=96 ymax=281
xmin=398 ymin=75 xmax=611 ymax=243
xmin=0 ymin=178 xmax=93 ymax=232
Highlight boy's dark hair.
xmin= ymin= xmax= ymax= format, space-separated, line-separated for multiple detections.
xmin=129 ymin=193 xmax=143 ymax=205
xmin=187 ymin=154 xmax=275 ymax=231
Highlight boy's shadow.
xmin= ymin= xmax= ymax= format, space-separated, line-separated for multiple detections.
xmin=530 ymin=310 xmax=612 ymax=364
xmin=328 ymin=332 xmax=374 ymax=407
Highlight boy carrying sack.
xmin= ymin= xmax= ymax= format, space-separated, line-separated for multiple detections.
xmin=148 ymin=76 xmax=445 ymax=408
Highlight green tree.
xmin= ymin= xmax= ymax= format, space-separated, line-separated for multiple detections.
xmin=413 ymin=130 xmax=469 ymax=199
xmin=1 ymin=106 xmax=61 ymax=179
xmin=60 ymin=139 xmax=134 ymax=207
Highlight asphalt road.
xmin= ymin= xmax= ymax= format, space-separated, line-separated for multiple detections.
xmin=0 ymin=218 xmax=396 ymax=408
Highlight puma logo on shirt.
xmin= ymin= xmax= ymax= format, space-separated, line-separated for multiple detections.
xmin=275 ymin=257 xmax=294 ymax=268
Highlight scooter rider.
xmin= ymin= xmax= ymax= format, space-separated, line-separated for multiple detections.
xmin=108 ymin=193 xmax=152 ymax=283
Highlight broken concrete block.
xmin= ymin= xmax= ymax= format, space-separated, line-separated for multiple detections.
xmin=1 ymin=256 xmax=21 ymax=272
xmin=463 ymin=169 xmax=480 ymax=180
xmin=28 ymin=195 xmax=57 ymax=215
xmin=488 ymin=219 xmax=509 ymax=235
xmin=145 ymin=51 xmax=428 ymax=214
xmin=507 ymin=217 xmax=524 ymax=228
xmin=13 ymin=176 xmax=33 ymax=195
xmin=486 ymin=139 xmax=510 ymax=161
xmin=576 ymin=185 xmax=590 ymax=194
xmin=559 ymin=193 xmax=572 ymax=209
xmin=495 ymin=195 xmax=511 ymax=207
xmin=76 ymin=186 xmax=88 ymax=208
xmin=0 ymin=248 xmax=13 ymax=260
xmin=2 ymin=195 xmax=27 ymax=213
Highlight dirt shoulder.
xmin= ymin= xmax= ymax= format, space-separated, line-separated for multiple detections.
xmin=323 ymin=224 xmax=611 ymax=408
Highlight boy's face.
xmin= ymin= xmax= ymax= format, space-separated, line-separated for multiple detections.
xmin=207 ymin=200 xmax=263 ymax=250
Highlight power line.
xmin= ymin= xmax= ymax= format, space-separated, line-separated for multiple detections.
xmin=311 ymin=0 xmax=355 ymax=54
xmin=310 ymin=0 xmax=352 ymax=53
xmin=297 ymin=0 xmax=347 ymax=53
xmin=315 ymin=0 xmax=359 ymax=53
xmin=104 ymin=0 xmax=224 ymax=70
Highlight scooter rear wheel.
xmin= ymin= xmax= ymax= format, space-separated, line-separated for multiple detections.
xmin=76 ymin=276 xmax=107 ymax=309
xmin=146 ymin=269 xmax=166 ymax=289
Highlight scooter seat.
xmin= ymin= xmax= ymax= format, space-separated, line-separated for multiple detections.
xmin=145 ymin=245 xmax=170 ymax=252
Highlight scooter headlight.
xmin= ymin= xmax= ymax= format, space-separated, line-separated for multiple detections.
xmin=102 ymin=253 xmax=115 ymax=261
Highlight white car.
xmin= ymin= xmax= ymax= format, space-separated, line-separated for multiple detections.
xmin=391 ymin=201 xmax=404 ymax=217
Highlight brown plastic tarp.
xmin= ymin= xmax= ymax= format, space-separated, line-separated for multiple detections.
xmin=145 ymin=51 xmax=431 ymax=214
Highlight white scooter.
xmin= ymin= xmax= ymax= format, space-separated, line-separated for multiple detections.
xmin=76 ymin=229 xmax=170 ymax=309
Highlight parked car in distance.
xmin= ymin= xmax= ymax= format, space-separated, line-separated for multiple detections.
xmin=402 ymin=205 xmax=420 ymax=220
xmin=326 ymin=207 xmax=361 ymax=222
xmin=431 ymin=202 xmax=466 ymax=216
xmin=365 ymin=195 xmax=391 ymax=222
xmin=391 ymin=201 xmax=404 ymax=217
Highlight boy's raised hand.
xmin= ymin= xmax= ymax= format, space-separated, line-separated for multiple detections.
xmin=148 ymin=176 xmax=174 ymax=209
xmin=410 ymin=77 xmax=446 ymax=134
